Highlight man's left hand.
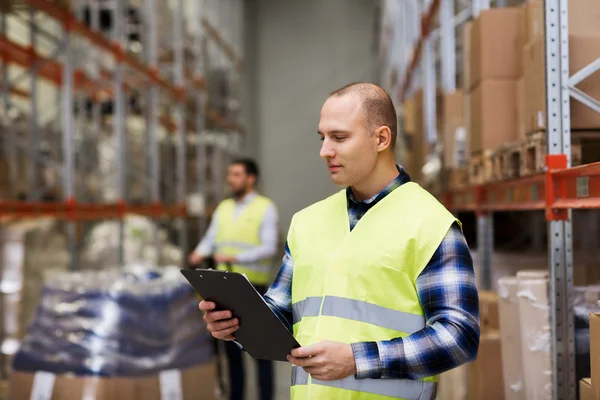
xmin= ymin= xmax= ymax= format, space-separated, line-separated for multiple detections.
xmin=213 ymin=254 xmax=237 ymax=264
xmin=287 ymin=340 xmax=357 ymax=381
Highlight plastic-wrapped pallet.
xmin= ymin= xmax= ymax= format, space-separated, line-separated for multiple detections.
xmin=497 ymin=276 xmax=525 ymax=400
xmin=9 ymin=264 xmax=216 ymax=400
xmin=516 ymin=270 xmax=551 ymax=400
xmin=81 ymin=215 xmax=182 ymax=268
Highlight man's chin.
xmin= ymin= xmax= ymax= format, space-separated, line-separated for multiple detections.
xmin=329 ymin=174 xmax=349 ymax=187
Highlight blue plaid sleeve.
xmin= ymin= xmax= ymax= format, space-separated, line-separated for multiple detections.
xmin=263 ymin=242 xmax=294 ymax=331
xmin=351 ymin=222 xmax=480 ymax=379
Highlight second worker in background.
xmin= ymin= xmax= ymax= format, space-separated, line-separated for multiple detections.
xmin=189 ymin=158 xmax=278 ymax=400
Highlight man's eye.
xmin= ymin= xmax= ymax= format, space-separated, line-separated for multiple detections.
xmin=319 ymin=136 xmax=324 ymax=142
xmin=334 ymin=136 xmax=345 ymax=142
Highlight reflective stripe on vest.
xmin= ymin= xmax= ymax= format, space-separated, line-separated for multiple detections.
xmin=292 ymin=296 xmax=426 ymax=334
xmin=291 ymin=367 xmax=437 ymax=400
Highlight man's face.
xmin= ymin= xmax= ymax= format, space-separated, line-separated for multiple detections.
xmin=318 ymin=93 xmax=379 ymax=187
xmin=227 ymin=164 xmax=253 ymax=198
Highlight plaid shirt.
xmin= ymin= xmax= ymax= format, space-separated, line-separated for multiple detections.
xmin=264 ymin=166 xmax=480 ymax=380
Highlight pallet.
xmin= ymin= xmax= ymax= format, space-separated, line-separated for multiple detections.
xmin=520 ymin=131 xmax=545 ymax=177
xmin=491 ymin=143 xmax=521 ymax=181
xmin=517 ymin=130 xmax=600 ymax=176
xmin=468 ymin=150 xmax=493 ymax=185
xmin=447 ymin=167 xmax=469 ymax=190
xmin=571 ymin=130 xmax=600 ymax=166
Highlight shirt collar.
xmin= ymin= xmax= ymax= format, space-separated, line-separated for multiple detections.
xmin=347 ymin=165 xmax=411 ymax=205
xmin=235 ymin=191 xmax=257 ymax=205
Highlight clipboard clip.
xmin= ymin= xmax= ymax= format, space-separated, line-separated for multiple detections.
xmin=189 ymin=254 xmax=233 ymax=273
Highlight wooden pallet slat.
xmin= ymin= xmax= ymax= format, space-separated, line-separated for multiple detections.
xmin=468 ymin=150 xmax=493 ymax=185
xmin=520 ymin=131 xmax=546 ymax=177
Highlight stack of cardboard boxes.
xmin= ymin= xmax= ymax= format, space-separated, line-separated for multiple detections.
xmin=402 ymin=89 xmax=444 ymax=184
xmin=523 ymin=0 xmax=600 ymax=135
xmin=467 ymin=8 xmax=522 ymax=157
xmin=442 ymin=90 xmax=469 ymax=189
xmin=581 ymin=305 xmax=600 ymax=400
xmin=438 ymin=0 xmax=600 ymax=189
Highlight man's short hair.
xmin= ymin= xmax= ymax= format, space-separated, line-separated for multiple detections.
xmin=231 ymin=158 xmax=260 ymax=181
xmin=328 ymin=82 xmax=398 ymax=148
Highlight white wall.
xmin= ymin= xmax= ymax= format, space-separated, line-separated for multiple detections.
xmin=244 ymin=0 xmax=380 ymax=232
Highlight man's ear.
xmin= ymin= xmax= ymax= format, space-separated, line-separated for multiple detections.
xmin=375 ymin=126 xmax=392 ymax=152
xmin=248 ymin=175 xmax=257 ymax=188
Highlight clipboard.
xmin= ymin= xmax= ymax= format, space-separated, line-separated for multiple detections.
xmin=180 ymin=269 xmax=300 ymax=362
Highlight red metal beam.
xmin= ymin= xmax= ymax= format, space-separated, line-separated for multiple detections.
xmin=550 ymin=160 xmax=600 ymax=212
xmin=443 ymin=158 xmax=600 ymax=217
xmin=0 ymin=34 xmax=109 ymax=98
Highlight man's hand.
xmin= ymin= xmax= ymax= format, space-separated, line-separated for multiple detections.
xmin=199 ymin=301 xmax=239 ymax=340
xmin=287 ymin=340 xmax=357 ymax=381
xmin=213 ymin=254 xmax=237 ymax=264
xmin=188 ymin=251 xmax=205 ymax=265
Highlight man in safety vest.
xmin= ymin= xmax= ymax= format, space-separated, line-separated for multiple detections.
xmin=199 ymin=82 xmax=480 ymax=400
xmin=189 ymin=157 xmax=278 ymax=400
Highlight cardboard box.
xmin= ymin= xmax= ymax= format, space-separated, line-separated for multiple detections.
xmin=438 ymin=364 xmax=468 ymax=400
xmin=443 ymin=90 xmax=466 ymax=168
xmin=480 ymin=290 xmax=499 ymax=333
xmin=570 ymin=0 xmax=600 ymax=35
xmin=524 ymin=0 xmax=600 ymax=43
xmin=580 ymin=378 xmax=593 ymax=400
xmin=462 ymin=21 xmax=473 ymax=91
xmin=517 ymin=270 xmax=552 ymax=400
xmin=524 ymin=0 xmax=544 ymax=44
xmin=516 ymin=5 xmax=527 ymax=77
xmin=407 ymin=89 xmax=444 ymax=182
xmin=470 ymin=80 xmax=518 ymax=154
xmin=467 ymin=332 xmax=505 ymax=400
xmin=524 ymin=35 xmax=600 ymax=133
xmin=516 ymin=77 xmax=527 ymax=141
xmin=497 ymin=277 xmax=525 ymax=400
xmin=9 ymin=363 xmax=217 ymax=400
xmin=469 ymin=9 xmax=522 ymax=90
xmin=591 ymin=307 xmax=600 ymax=399
xmin=403 ymin=97 xmax=417 ymax=134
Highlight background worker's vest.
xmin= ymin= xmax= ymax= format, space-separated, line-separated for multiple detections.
xmin=287 ymin=182 xmax=459 ymax=400
xmin=214 ymin=195 xmax=274 ymax=285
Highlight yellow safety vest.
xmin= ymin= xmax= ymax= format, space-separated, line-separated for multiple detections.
xmin=214 ymin=194 xmax=274 ymax=285
xmin=287 ymin=182 xmax=459 ymax=400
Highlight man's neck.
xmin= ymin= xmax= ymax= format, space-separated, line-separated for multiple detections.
xmin=350 ymin=161 xmax=399 ymax=202
xmin=234 ymin=189 xmax=255 ymax=203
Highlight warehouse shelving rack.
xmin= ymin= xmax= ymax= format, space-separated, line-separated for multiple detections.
xmin=384 ymin=0 xmax=600 ymax=397
xmin=0 ymin=0 xmax=245 ymax=268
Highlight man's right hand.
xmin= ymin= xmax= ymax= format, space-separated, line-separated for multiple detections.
xmin=188 ymin=251 xmax=204 ymax=265
xmin=199 ymin=301 xmax=240 ymax=341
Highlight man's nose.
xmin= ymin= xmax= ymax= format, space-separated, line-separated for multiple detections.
xmin=320 ymin=139 xmax=335 ymax=159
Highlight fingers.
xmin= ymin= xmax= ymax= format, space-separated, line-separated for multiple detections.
xmin=208 ymin=317 xmax=239 ymax=331
xmin=211 ymin=323 xmax=240 ymax=340
xmin=290 ymin=343 xmax=320 ymax=358
xmin=287 ymin=354 xmax=318 ymax=368
xmin=198 ymin=301 xmax=216 ymax=312
xmin=203 ymin=310 xmax=234 ymax=323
